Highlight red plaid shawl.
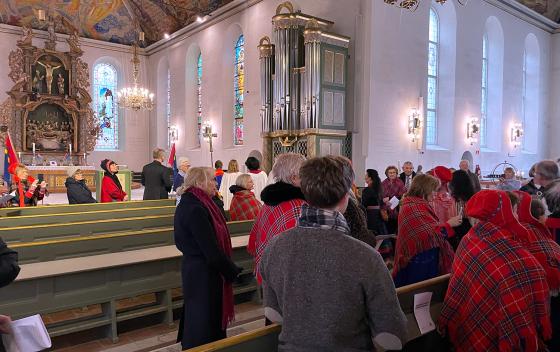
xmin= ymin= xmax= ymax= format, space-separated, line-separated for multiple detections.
xmin=248 ymin=198 xmax=306 ymax=283
xmin=229 ymin=190 xmax=262 ymax=221
xmin=392 ymin=196 xmax=455 ymax=278
xmin=514 ymin=191 xmax=560 ymax=294
xmin=439 ymin=190 xmax=552 ymax=352
xmin=382 ymin=178 xmax=406 ymax=219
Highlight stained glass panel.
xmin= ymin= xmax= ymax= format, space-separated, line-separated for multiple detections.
xmin=93 ymin=63 xmax=118 ymax=150
xmin=426 ymin=110 xmax=436 ymax=145
xmin=427 ymin=77 xmax=437 ymax=110
xmin=426 ymin=8 xmax=439 ymax=146
xmin=197 ymin=53 xmax=202 ymax=146
xmin=480 ymin=35 xmax=489 ymax=147
xmin=234 ymin=35 xmax=245 ymax=145
xmin=429 ymin=9 xmax=439 ymax=43
xmin=428 ymin=43 xmax=438 ymax=76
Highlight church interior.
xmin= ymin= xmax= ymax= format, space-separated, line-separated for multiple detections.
xmin=0 ymin=0 xmax=558 ymax=351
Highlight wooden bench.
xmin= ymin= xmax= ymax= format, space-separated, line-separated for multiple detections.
xmin=0 ymin=199 xmax=175 ymax=217
xmin=0 ymin=235 xmax=254 ymax=343
xmin=183 ymin=274 xmax=451 ymax=352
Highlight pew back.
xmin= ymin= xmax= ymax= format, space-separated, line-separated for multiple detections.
xmin=185 ymin=325 xmax=281 ymax=352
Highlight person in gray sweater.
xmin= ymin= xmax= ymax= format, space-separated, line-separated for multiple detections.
xmin=259 ymin=156 xmax=407 ymax=352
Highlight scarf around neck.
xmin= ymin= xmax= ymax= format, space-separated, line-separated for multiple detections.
xmin=186 ymin=186 xmax=234 ymax=329
xmin=298 ymin=204 xmax=350 ymax=234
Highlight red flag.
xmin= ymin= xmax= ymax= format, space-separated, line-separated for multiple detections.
xmin=168 ymin=143 xmax=176 ymax=167
xmin=5 ymin=132 xmax=19 ymax=167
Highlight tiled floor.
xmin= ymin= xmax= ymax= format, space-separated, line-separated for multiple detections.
xmin=52 ymin=302 xmax=264 ymax=352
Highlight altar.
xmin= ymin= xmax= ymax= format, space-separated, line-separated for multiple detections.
xmin=27 ymin=166 xmax=96 ymax=193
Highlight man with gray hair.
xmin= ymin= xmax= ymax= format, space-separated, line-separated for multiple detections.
xmin=173 ymin=157 xmax=191 ymax=192
xmin=142 ymin=148 xmax=173 ymax=200
xmin=259 ymin=156 xmax=407 ymax=351
xmin=248 ymin=153 xmax=306 ymax=284
xmin=534 ymin=160 xmax=560 ymax=195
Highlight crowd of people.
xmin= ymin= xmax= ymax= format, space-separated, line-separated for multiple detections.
xmin=172 ymin=154 xmax=560 ymax=352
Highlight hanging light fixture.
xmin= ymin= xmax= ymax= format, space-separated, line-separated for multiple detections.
xmin=383 ymin=0 xmax=468 ymax=11
xmin=116 ymin=42 xmax=155 ymax=111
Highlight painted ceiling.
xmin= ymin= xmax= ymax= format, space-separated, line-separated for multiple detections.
xmin=516 ymin=0 xmax=560 ymax=22
xmin=0 ymin=0 xmax=233 ymax=46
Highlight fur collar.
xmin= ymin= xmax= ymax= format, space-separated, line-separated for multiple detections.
xmin=261 ymin=181 xmax=305 ymax=206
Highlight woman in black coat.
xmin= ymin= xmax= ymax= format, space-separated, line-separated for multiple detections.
xmin=65 ymin=167 xmax=96 ymax=204
xmin=174 ymin=167 xmax=241 ymax=349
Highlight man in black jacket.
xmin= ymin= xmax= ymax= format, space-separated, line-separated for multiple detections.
xmin=142 ymin=148 xmax=173 ymax=200
xmin=399 ymin=161 xmax=416 ymax=190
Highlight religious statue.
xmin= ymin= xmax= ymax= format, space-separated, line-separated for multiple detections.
xmin=17 ymin=25 xmax=33 ymax=46
xmin=45 ymin=18 xmax=57 ymax=51
xmin=36 ymin=60 xmax=62 ymax=95
xmin=67 ymin=30 xmax=82 ymax=54
xmin=33 ymin=69 xmax=44 ymax=93
xmin=57 ymin=73 xmax=65 ymax=95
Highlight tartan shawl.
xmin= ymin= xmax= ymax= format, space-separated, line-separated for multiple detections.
xmin=382 ymin=178 xmax=406 ymax=219
xmin=248 ymin=195 xmax=306 ymax=284
xmin=392 ymin=196 xmax=455 ymax=278
xmin=229 ymin=189 xmax=262 ymax=221
xmin=431 ymin=191 xmax=455 ymax=223
xmin=514 ymin=191 xmax=560 ymax=295
xmin=439 ymin=190 xmax=552 ymax=352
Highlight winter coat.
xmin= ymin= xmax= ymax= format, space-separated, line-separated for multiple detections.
xmin=65 ymin=177 xmax=96 ymax=204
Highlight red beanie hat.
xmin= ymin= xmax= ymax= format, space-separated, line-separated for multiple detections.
xmin=432 ymin=166 xmax=452 ymax=184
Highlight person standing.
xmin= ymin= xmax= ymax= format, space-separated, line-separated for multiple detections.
xmin=245 ymin=156 xmax=267 ymax=203
xmin=399 ymin=161 xmax=416 ymax=190
xmin=259 ymin=156 xmax=407 ymax=351
xmin=174 ymin=167 xmax=241 ymax=349
xmin=142 ymin=148 xmax=173 ymax=200
xmin=459 ymin=159 xmax=481 ymax=192
xmin=361 ymin=169 xmax=387 ymax=235
xmin=100 ymin=159 xmax=127 ymax=203
xmin=65 ymin=166 xmax=96 ymax=204
xmin=219 ymin=160 xmax=242 ymax=211
xmin=214 ymin=160 xmax=224 ymax=189
xmin=381 ymin=165 xmax=406 ymax=235
xmin=173 ymin=157 xmax=191 ymax=192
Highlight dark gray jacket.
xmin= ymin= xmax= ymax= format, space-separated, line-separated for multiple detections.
xmin=259 ymin=226 xmax=407 ymax=352
xmin=142 ymin=160 xmax=173 ymax=200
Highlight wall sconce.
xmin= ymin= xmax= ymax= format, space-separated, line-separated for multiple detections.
xmin=466 ymin=116 xmax=480 ymax=145
xmin=202 ymin=121 xmax=218 ymax=166
xmin=407 ymin=108 xmax=422 ymax=143
xmin=37 ymin=9 xmax=46 ymax=21
xmin=168 ymin=125 xmax=179 ymax=145
xmin=510 ymin=122 xmax=524 ymax=148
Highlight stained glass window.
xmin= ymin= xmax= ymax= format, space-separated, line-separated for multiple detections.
xmin=426 ymin=8 xmax=439 ymax=146
xmin=93 ymin=63 xmax=118 ymax=150
xmin=480 ymin=35 xmax=488 ymax=147
xmin=167 ymin=68 xmax=171 ymax=148
xmin=234 ymin=35 xmax=245 ymax=145
xmin=197 ymin=53 xmax=203 ymax=146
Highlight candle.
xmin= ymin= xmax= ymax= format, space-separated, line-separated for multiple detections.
xmin=69 ymin=144 xmax=72 ymax=154
xmin=32 ymin=143 xmax=36 ymax=154
xmin=17 ymin=152 xmax=21 ymax=160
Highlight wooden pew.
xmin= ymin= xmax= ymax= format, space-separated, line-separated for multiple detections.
xmin=183 ymin=274 xmax=451 ymax=352
xmin=0 ymin=199 xmax=175 ymax=217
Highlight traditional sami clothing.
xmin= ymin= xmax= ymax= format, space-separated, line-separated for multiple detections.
xmin=174 ymin=187 xmax=240 ymax=349
xmin=218 ymin=172 xmax=241 ymax=210
xmin=393 ymin=196 xmax=455 ymax=287
xmin=100 ymin=159 xmax=126 ymax=203
xmin=228 ymin=185 xmax=262 ymax=221
xmin=381 ymin=177 xmax=406 ymax=234
xmin=430 ymin=166 xmax=455 ymax=223
xmin=215 ymin=168 xmax=224 ymax=189
xmin=248 ymin=181 xmax=306 ymax=284
xmin=11 ymin=179 xmax=45 ymax=207
xmin=439 ymin=190 xmax=552 ymax=352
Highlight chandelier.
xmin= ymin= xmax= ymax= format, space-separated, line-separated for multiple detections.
xmin=383 ymin=0 xmax=468 ymax=11
xmin=117 ymin=43 xmax=155 ymax=111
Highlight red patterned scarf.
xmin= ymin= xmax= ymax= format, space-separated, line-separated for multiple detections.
xmin=439 ymin=190 xmax=552 ymax=351
xmin=514 ymin=191 xmax=560 ymax=294
xmin=382 ymin=178 xmax=406 ymax=219
xmin=187 ymin=186 xmax=234 ymax=329
xmin=392 ymin=196 xmax=454 ymax=277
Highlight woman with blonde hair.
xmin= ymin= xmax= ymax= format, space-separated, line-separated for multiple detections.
xmin=393 ymin=174 xmax=461 ymax=287
xmin=219 ymin=159 xmax=241 ymax=211
xmin=175 ymin=167 xmax=241 ymax=348
xmin=229 ymin=174 xmax=262 ymax=221
xmin=10 ymin=164 xmax=47 ymax=207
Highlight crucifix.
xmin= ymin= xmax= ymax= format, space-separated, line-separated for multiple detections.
xmin=202 ymin=123 xmax=218 ymax=167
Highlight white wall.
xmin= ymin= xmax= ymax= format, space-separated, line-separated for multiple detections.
xmin=367 ymin=0 xmax=550 ymax=177
xmin=0 ymin=0 xmax=555 ymax=176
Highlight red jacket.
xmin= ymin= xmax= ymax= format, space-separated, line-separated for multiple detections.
xmin=100 ymin=175 xmax=126 ymax=203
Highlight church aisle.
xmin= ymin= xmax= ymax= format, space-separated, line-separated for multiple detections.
xmin=51 ymin=302 xmax=263 ymax=352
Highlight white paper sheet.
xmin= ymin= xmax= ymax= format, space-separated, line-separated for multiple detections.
xmin=389 ymin=196 xmax=400 ymax=210
xmin=413 ymin=292 xmax=435 ymax=335
xmin=2 ymin=314 xmax=51 ymax=352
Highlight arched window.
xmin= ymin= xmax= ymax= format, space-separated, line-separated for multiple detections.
xmin=522 ymin=34 xmax=540 ymax=153
xmin=426 ymin=8 xmax=439 ymax=146
xmin=166 ymin=68 xmax=171 ymax=148
xmin=197 ymin=53 xmax=202 ymax=146
xmin=480 ymin=34 xmax=489 ymax=147
xmin=234 ymin=35 xmax=245 ymax=146
xmin=93 ymin=63 xmax=118 ymax=150
xmin=522 ymin=50 xmax=527 ymax=136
